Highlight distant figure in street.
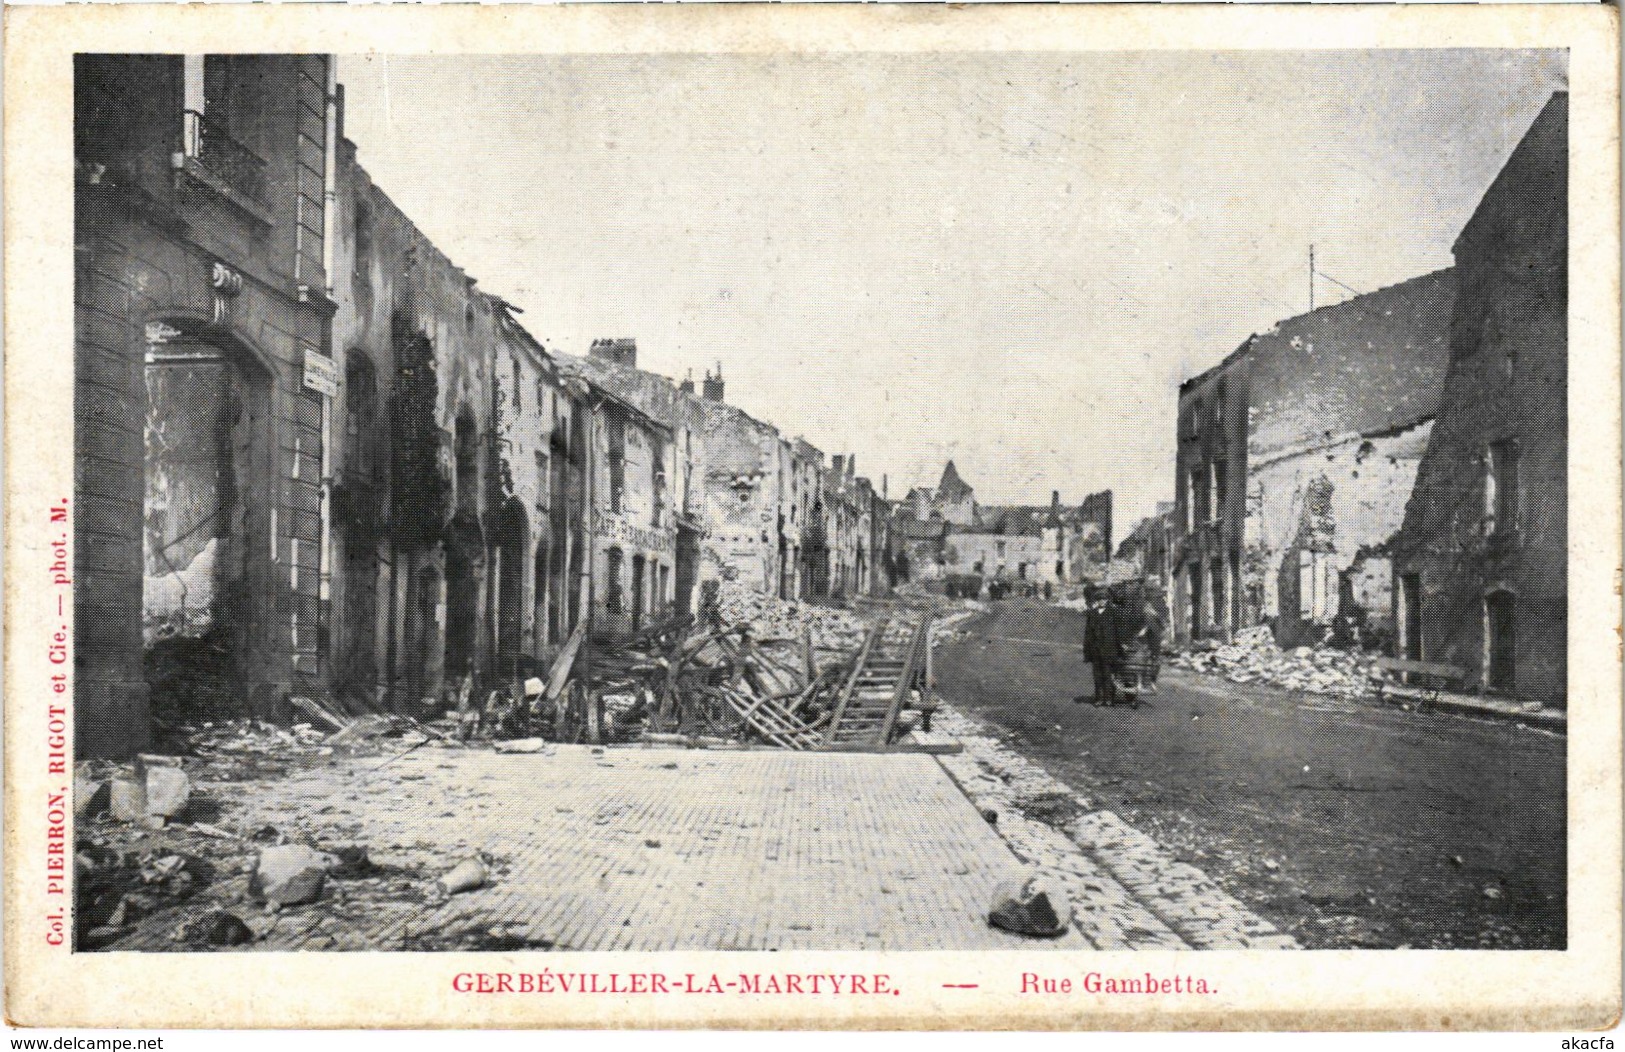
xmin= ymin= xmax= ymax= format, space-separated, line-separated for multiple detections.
xmin=1078 ymin=586 xmax=1120 ymax=705
xmin=700 ymin=579 xmax=722 ymax=632
xmin=1138 ymin=580 xmax=1168 ymax=684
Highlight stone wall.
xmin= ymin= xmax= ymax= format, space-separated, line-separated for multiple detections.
xmin=1396 ymin=94 xmax=1567 ymax=704
xmin=75 ymin=54 xmax=333 ymax=756
xmin=1246 ymin=421 xmax=1432 ymax=646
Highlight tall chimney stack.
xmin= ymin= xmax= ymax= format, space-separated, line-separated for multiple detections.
xmin=678 ymin=368 xmax=695 ymax=395
xmin=702 ymin=364 xmax=725 ymax=402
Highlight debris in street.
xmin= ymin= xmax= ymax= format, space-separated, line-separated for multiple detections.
xmin=987 ymin=872 xmax=1073 ymax=937
xmin=251 ymin=844 xmax=338 ymax=906
xmin=180 ymin=909 xmax=255 ymax=948
xmin=570 ymin=591 xmax=933 ymax=751
xmin=75 ymin=771 xmax=109 ymax=818
xmin=492 ymin=737 xmax=551 ymax=754
xmin=1169 ymin=624 xmax=1382 ymax=697
xmin=438 ymin=857 xmax=489 ymax=895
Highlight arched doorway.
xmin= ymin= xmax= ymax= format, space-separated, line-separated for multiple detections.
xmin=495 ymin=500 xmax=529 ymax=678
xmin=141 ymin=324 xmax=272 ymax=718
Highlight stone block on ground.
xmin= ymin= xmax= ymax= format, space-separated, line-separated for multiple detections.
xmin=988 ymin=872 xmax=1073 ymax=937
xmin=109 ymin=776 xmax=146 ymax=822
xmin=250 ymin=844 xmax=337 ymax=905
xmin=145 ymin=766 xmax=191 ymax=818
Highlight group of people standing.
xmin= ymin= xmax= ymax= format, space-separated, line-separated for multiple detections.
xmin=1078 ymin=581 xmax=1167 ymax=706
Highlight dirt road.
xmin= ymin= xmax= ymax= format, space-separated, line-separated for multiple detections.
xmin=933 ymin=600 xmax=1566 ymax=949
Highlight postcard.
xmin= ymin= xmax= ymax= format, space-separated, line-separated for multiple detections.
xmin=5 ymin=2 xmax=1619 ymax=1031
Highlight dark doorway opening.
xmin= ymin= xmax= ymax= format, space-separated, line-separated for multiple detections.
xmin=1486 ymin=590 xmax=1516 ymax=694
xmin=141 ymin=336 xmax=269 ymax=721
xmin=495 ymin=501 xmax=528 ymax=679
xmin=1401 ymin=573 xmax=1423 ymax=662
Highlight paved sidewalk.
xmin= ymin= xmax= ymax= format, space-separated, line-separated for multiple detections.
xmin=914 ymin=704 xmax=1299 ymax=950
xmin=117 ymin=745 xmax=1089 ymax=951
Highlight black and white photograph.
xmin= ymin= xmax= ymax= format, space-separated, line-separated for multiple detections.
xmin=7 ymin=2 xmax=1619 ymax=1032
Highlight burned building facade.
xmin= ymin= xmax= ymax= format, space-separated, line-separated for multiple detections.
xmin=554 ymin=339 xmax=706 ymax=638
xmin=487 ymin=309 xmax=591 ymax=675
xmin=1241 ymin=269 xmax=1455 ymax=648
xmin=1395 ymin=93 xmax=1568 ymax=704
xmin=1172 ymin=348 xmax=1251 ymax=642
xmin=75 ymin=54 xmax=338 ymax=757
xmin=330 ymin=135 xmax=581 ymax=703
xmin=789 ymin=438 xmax=827 ymax=599
xmin=1172 ymin=266 xmax=1455 ymax=646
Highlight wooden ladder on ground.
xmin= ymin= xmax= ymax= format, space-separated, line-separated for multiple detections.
xmin=823 ymin=611 xmax=933 ymax=748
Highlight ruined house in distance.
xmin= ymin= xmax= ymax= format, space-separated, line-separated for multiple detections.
xmin=1116 ymin=501 xmax=1177 ymax=598
xmin=893 ymin=463 xmax=1109 ymax=589
xmin=696 ymin=376 xmax=788 ymax=598
xmin=1171 ymin=267 xmax=1456 ymax=646
xmin=1394 ymin=92 xmax=1568 ymax=705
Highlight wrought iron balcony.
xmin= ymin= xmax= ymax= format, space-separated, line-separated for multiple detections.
xmin=182 ymin=109 xmax=268 ymax=207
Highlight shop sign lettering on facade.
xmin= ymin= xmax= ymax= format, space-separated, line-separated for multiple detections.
xmin=601 ymin=514 xmax=674 ymax=554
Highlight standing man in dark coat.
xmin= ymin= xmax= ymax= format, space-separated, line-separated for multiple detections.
xmin=1078 ymin=586 xmax=1121 ymax=705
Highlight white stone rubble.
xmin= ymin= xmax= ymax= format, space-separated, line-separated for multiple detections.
xmin=1170 ymin=624 xmax=1380 ymax=698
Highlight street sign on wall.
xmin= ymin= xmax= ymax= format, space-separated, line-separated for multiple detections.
xmin=303 ymin=349 xmax=339 ymax=398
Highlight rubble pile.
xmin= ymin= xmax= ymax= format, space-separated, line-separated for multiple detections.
xmin=713 ymin=580 xmax=867 ymax=655
xmin=1169 ymin=625 xmax=1380 ymax=697
xmin=580 ymin=603 xmax=872 ymax=749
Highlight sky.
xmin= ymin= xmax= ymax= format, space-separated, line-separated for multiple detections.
xmin=336 ymin=50 xmax=1566 ymax=527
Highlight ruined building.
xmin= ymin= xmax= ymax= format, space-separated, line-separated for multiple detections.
xmin=553 ymin=339 xmax=706 ymax=639
xmin=1116 ymin=502 xmax=1177 ymax=597
xmin=896 ymin=464 xmax=1106 ymax=590
xmin=1394 ymin=93 xmax=1568 ymax=704
xmin=75 ymin=55 xmax=339 ymax=757
xmin=330 ymin=135 xmax=553 ymax=705
xmin=1172 ymin=268 xmax=1456 ymax=645
xmin=697 ymin=385 xmax=786 ymax=597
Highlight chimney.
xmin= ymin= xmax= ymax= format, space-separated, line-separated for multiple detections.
xmin=589 ymin=338 xmax=637 ymax=369
xmin=882 ymin=474 xmax=888 ymax=499
xmin=702 ymin=363 xmax=725 ymax=402
xmin=832 ymin=454 xmax=846 ymax=479
xmin=1051 ymin=490 xmax=1061 ymax=511
xmin=846 ymin=455 xmax=856 ymax=480
xmin=678 ymin=368 xmax=695 ymax=395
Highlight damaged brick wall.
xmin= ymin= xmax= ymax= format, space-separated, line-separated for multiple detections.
xmin=1246 ymin=421 xmax=1433 ymax=646
xmin=700 ymin=402 xmax=781 ymax=595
